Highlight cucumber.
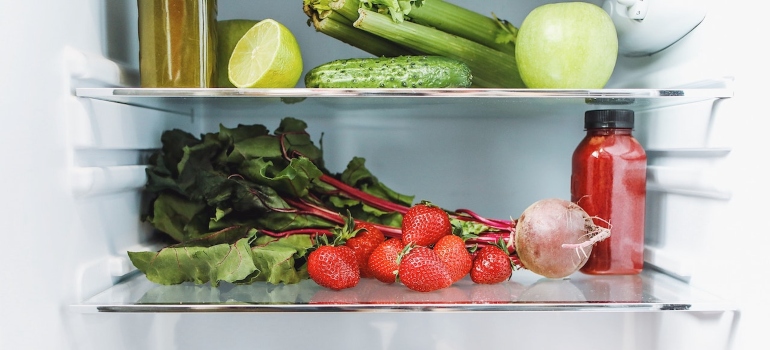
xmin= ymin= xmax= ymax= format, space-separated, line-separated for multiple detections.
xmin=304 ymin=56 xmax=472 ymax=88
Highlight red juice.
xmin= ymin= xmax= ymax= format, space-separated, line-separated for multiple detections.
xmin=571 ymin=109 xmax=647 ymax=275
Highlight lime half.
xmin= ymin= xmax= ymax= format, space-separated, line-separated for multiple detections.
xmin=217 ymin=19 xmax=259 ymax=88
xmin=228 ymin=19 xmax=303 ymax=88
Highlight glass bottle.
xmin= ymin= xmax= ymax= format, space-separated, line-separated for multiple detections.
xmin=571 ymin=109 xmax=647 ymax=275
xmin=138 ymin=0 xmax=217 ymax=87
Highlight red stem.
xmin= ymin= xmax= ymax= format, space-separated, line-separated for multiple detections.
xmin=284 ymin=197 xmax=404 ymax=238
xmin=318 ymin=175 xmax=517 ymax=234
xmin=453 ymin=208 xmax=514 ymax=231
xmin=260 ymin=228 xmax=335 ymax=238
xmin=278 ymin=148 xmax=523 ymax=252
xmin=318 ymin=174 xmax=410 ymax=214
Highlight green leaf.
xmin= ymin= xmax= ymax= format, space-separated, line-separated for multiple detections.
xmin=274 ymin=117 xmax=325 ymax=169
xmin=218 ymin=123 xmax=270 ymax=144
xmin=241 ymin=234 xmax=314 ymax=284
xmin=147 ymin=192 xmax=210 ymax=242
xmin=187 ymin=170 xmax=234 ymax=205
xmin=158 ymin=129 xmax=203 ymax=177
xmin=144 ymin=161 xmax=183 ymax=196
xmin=185 ymin=226 xmax=255 ymax=246
xmin=361 ymin=0 xmax=404 ymax=22
xmin=238 ymin=157 xmax=323 ymax=198
xmin=450 ymin=217 xmax=491 ymax=239
xmin=303 ymin=0 xmax=333 ymax=12
xmin=225 ymin=135 xmax=283 ymax=164
xmin=341 ymin=157 xmax=414 ymax=207
xmin=128 ymin=236 xmax=258 ymax=286
xmin=176 ymin=141 xmax=222 ymax=195
xmin=253 ymin=211 xmax=337 ymax=232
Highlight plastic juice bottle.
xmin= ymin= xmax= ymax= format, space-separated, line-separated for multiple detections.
xmin=571 ymin=109 xmax=647 ymax=275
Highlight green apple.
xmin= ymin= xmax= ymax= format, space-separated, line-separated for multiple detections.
xmin=216 ymin=19 xmax=259 ymax=88
xmin=515 ymin=2 xmax=618 ymax=89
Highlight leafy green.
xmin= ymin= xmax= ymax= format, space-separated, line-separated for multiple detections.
xmin=360 ymin=0 xmax=425 ymax=22
xmin=132 ymin=117 xmax=413 ymax=286
xmin=246 ymin=234 xmax=314 ymax=285
xmin=128 ymin=235 xmax=258 ymax=287
xmin=341 ymin=156 xmax=413 ymax=207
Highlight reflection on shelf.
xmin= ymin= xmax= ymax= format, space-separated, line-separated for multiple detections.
xmin=73 ymin=268 xmax=733 ymax=313
xmin=74 ymin=80 xmax=733 ymax=118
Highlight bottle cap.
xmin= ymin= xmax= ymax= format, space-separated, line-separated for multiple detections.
xmin=585 ymin=109 xmax=635 ymax=129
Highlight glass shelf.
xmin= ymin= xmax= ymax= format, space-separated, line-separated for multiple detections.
xmin=73 ymin=268 xmax=734 ymax=313
xmin=75 ymin=79 xmax=733 ymax=118
xmin=72 ymin=81 xmax=736 ymax=314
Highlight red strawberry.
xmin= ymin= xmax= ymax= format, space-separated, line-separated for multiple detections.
xmin=401 ymin=202 xmax=452 ymax=247
xmin=433 ymin=234 xmax=472 ymax=283
xmin=307 ymin=245 xmax=360 ymax=290
xmin=345 ymin=222 xmax=386 ymax=278
xmin=399 ymin=246 xmax=452 ymax=292
xmin=470 ymin=245 xmax=513 ymax=284
xmin=367 ymin=238 xmax=405 ymax=284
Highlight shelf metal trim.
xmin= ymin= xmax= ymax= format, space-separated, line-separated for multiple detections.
xmin=76 ymin=87 xmax=734 ymax=99
xmin=91 ymin=303 xmax=686 ymax=313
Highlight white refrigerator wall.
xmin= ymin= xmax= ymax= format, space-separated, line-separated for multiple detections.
xmin=610 ymin=2 xmax=770 ymax=349
xmin=0 ymin=1 xmax=766 ymax=349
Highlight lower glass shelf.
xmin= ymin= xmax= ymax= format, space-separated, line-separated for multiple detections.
xmin=73 ymin=268 xmax=733 ymax=313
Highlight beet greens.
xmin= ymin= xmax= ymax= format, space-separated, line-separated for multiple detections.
xmin=130 ymin=117 xmax=516 ymax=286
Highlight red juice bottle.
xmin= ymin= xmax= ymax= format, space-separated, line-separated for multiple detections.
xmin=571 ymin=109 xmax=647 ymax=275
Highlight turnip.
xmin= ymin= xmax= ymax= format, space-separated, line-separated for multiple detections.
xmin=513 ymin=198 xmax=610 ymax=279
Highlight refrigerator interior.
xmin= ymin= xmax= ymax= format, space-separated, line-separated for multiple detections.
xmin=3 ymin=0 xmax=767 ymax=349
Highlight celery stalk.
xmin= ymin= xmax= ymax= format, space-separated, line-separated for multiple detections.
xmin=308 ymin=12 xmax=416 ymax=57
xmin=353 ymin=9 xmax=524 ymax=88
xmin=329 ymin=0 xmax=361 ymax=23
xmin=407 ymin=0 xmax=517 ymax=55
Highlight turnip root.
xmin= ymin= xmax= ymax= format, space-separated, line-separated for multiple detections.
xmin=513 ymin=198 xmax=610 ymax=279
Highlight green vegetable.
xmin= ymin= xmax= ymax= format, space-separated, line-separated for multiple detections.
xmin=306 ymin=11 xmax=417 ymax=57
xmin=304 ymin=55 xmax=472 ymax=88
xmin=406 ymin=0 xmax=517 ymax=55
xmin=353 ymin=9 xmax=523 ymax=88
xmin=131 ymin=118 xmax=415 ymax=286
xmin=303 ymin=0 xmax=524 ymax=88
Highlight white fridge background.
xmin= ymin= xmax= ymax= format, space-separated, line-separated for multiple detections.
xmin=2 ymin=0 xmax=768 ymax=349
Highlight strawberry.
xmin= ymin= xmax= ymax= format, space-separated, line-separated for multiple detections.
xmin=470 ymin=245 xmax=513 ymax=284
xmin=433 ymin=234 xmax=472 ymax=283
xmin=367 ymin=237 xmax=405 ymax=284
xmin=401 ymin=202 xmax=452 ymax=247
xmin=307 ymin=245 xmax=360 ymax=290
xmin=398 ymin=246 xmax=452 ymax=292
xmin=345 ymin=222 xmax=386 ymax=278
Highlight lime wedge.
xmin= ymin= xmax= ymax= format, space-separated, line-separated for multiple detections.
xmin=228 ymin=19 xmax=303 ymax=88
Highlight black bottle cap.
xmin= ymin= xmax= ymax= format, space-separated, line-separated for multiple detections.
xmin=585 ymin=109 xmax=635 ymax=129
